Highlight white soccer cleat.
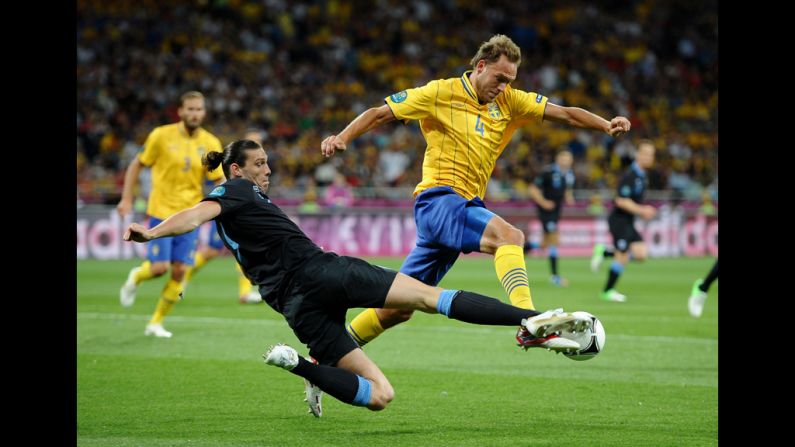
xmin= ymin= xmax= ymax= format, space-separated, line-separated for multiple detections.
xmin=522 ymin=308 xmax=592 ymax=339
xmin=688 ymin=280 xmax=708 ymax=317
xmin=304 ymin=378 xmax=323 ymax=417
xmin=263 ymin=344 xmax=299 ymax=371
xmin=301 ymin=356 xmax=323 ymax=417
xmin=590 ymin=244 xmax=605 ymax=272
xmin=688 ymin=292 xmax=707 ymax=318
xmin=516 ymin=326 xmax=581 ymax=354
xmin=144 ymin=323 xmax=172 ymax=338
xmin=538 ymin=336 xmax=582 ymax=353
xmin=600 ymin=289 xmax=627 ymax=303
xmin=120 ymin=266 xmax=141 ymax=308
xmin=239 ymin=290 xmax=262 ymax=304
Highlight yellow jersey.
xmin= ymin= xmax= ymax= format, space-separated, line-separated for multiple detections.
xmin=138 ymin=122 xmax=224 ymax=219
xmin=385 ymin=71 xmax=547 ymax=200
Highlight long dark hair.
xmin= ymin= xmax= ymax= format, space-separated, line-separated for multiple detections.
xmin=202 ymin=139 xmax=262 ymax=179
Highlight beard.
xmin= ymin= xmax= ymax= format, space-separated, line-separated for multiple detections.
xmin=184 ymin=119 xmax=201 ymax=130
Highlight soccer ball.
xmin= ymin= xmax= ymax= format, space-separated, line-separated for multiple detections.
xmin=560 ymin=311 xmax=605 ymax=361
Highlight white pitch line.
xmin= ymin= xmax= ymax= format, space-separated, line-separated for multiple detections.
xmin=77 ymin=312 xmax=717 ymax=345
xmin=77 ymin=312 xmax=283 ymax=327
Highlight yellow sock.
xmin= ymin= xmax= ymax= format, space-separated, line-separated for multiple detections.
xmin=133 ymin=261 xmax=156 ymax=284
xmin=149 ymin=279 xmax=183 ymax=324
xmin=494 ymin=245 xmax=534 ymax=309
xmin=346 ymin=308 xmax=384 ymax=347
xmin=183 ymin=252 xmax=208 ymax=284
xmin=236 ymin=263 xmax=252 ymax=297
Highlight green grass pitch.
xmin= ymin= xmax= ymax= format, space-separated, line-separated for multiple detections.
xmin=78 ymin=256 xmax=717 ymax=446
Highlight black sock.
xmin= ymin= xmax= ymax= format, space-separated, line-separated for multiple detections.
xmin=550 ymin=256 xmax=558 ymax=276
xmin=700 ymin=259 xmax=719 ymax=292
xmin=604 ymin=248 xmax=615 ymax=258
xmin=447 ymin=291 xmax=539 ymax=326
xmin=290 ymin=357 xmax=362 ymax=405
xmin=604 ymin=265 xmax=622 ymax=291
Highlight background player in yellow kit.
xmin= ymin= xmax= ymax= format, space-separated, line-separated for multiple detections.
xmin=321 ymin=34 xmax=630 ymax=349
xmin=117 ymin=91 xmax=224 ymax=337
xmin=181 ymin=128 xmax=266 ymax=304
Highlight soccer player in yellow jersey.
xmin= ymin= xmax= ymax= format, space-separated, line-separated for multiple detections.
xmin=181 ymin=128 xmax=265 ymax=304
xmin=116 ymin=91 xmax=224 ymax=338
xmin=322 ymin=34 xmax=630 ymax=350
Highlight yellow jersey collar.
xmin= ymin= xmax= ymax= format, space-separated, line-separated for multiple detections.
xmin=178 ymin=121 xmax=201 ymax=139
xmin=460 ymin=71 xmax=479 ymax=102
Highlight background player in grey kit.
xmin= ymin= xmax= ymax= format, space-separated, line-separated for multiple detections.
xmin=524 ymin=150 xmax=575 ymax=287
xmin=590 ymin=140 xmax=657 ymax=302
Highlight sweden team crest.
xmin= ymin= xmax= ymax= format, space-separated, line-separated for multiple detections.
xmin=488 ymin=102 xmax=501 ymax=119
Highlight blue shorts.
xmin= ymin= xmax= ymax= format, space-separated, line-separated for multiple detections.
xmin=400 ymin=186 xmax=495 ymax=286
xmin=147 ymin=217 xmax=199 ymax=265
xmin=207 ymin=225 xmax=225 ymax=250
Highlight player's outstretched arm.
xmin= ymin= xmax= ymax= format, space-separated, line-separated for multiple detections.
xmin=528 ymin=184 xmax=555 ymax=210
xmin=124 ymin=201 xmax=222 ymax=243
xmin=544 ymin=103 xmax=630 ymax=137
xmin=321 ymin=104 xmax=396 ymax=157
xmin=117 ymin=157 xmax=144 ymax=217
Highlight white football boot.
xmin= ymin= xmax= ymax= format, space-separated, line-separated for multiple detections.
xmin=120 ymin=266 xmax=141 ymax=307
xmin=600 ymin=289 xmax=627 ymax=303
xmin=515 ymin=326 xmax=581 ymax=353
xmin=303 ymin=356 xmax=323 ymax=417
xmin=144 ymin=323 xmax=172 ymax=338
xmin=239 ymin=290 xmax=262 ymax=304
xmin=590 ymin=244 xmax=605 ymax=272
xmin=688 ymin=279 xmax=708 ymax=317
xmin=263 ymin=344 xmax=299 ymax=371
xmin=522 ymin=308 xmax=592 ymax=338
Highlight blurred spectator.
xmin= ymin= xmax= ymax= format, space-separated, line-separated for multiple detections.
xmin=77 ymin=0 xmax=717 ymax=203
xmin=298 ymin=180 xmax=321 ymax=214
xmin=587 ymin=193 xmax=606 ymax=216
xmin=376 ymin=139 xmax=411 ymax=187
xmin=698 ymin=190 xmax=717 ymax=216
xmin=324 ymin=173 xmax=354 ymax=209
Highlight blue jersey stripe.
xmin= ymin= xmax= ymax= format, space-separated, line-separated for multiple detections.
xmin=460 ymin=75 xmax=477 ymax=101
xmin=217 ymin=222 xmax=245 ymax=265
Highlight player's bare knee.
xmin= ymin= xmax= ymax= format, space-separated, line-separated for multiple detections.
xmin=614 ymin=252 xmax=630 ymax=264
xmin=393 ymin=309 xmax=414 ymax=323
xmin=203 ymin=248 xmax=220 ymax=261
xmin=368 ymin=382 xmax=395 ymax=411
xmin=497 ymin=225 xmax=524 ymax=246
xmin=368 ymin=401 xmax=387 ymax=411
xmin=382 ymin=383 xmax=395 ymax=405
xmin=377 ymin=308 xmax=415 ymax=327
xmin=170 ymin=265 xmax=188 ymax=281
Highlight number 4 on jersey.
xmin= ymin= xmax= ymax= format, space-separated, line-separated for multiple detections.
xmin=475 ymin=115 xmax=485 ymax=137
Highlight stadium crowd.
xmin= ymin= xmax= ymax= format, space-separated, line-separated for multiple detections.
xmin=77 ymin=0 xmax=717 ymax=205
